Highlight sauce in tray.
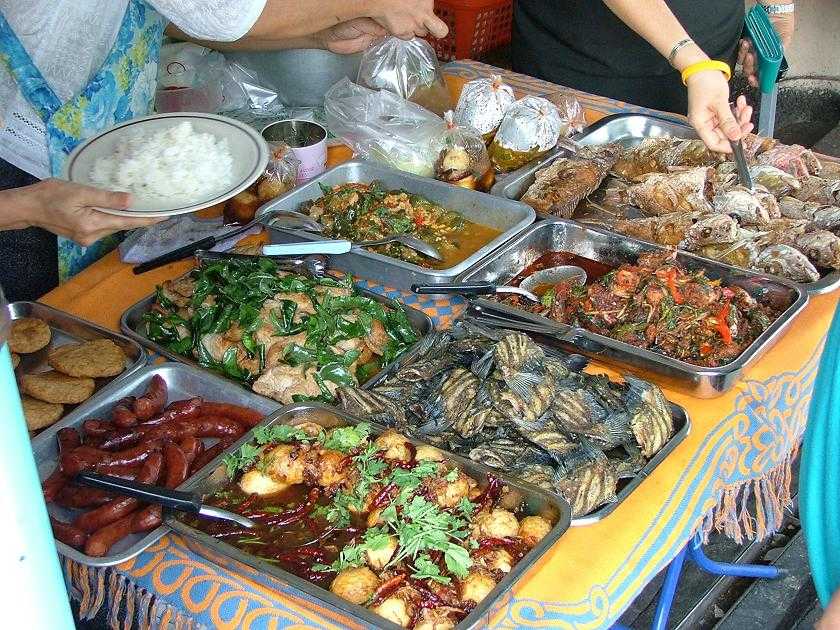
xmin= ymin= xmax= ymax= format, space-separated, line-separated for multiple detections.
xmin=509 ymin=251 xmax=615 ymax=295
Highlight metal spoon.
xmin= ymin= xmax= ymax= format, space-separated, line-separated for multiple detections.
xmin=75 ymin=472 xmax=257 ymax=529
xmin=357 ymin=234 xmax=443 ymax=261
xmin=519 ymin=265 xmax=587 ymax=294
xmin=412 ymin=282 xmax=540 ymax=302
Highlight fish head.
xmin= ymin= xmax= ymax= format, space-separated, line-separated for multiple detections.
xmin=713 ymin=188 xmax=771 ymax=226
xmin=681 ymin=214 xmax=739 ymax=250
xmin=754 ymin=244 xmax=821 ymax=283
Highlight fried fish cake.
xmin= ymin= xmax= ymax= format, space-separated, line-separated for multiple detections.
xmin=48 ymin=339 xmax=126 ymax=378
xmin=11 ymin=353 xmax=19 ymax=369
xmin=21 ymin=395 xmax=64 ymax=430
xmin=20 ymin=371 xmax=95 ymax=404
xmin=8 ymin=318 xmax=51 ymax=354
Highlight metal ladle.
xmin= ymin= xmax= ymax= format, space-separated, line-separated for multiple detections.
xmin=357 ymin=234 xmax=443 ymax=261
xmin=519 ymin=265 xmax=587 ymax=294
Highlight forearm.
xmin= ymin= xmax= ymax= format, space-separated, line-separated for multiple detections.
xmin=601 ymin=0 xmax=709 ymax=71
xmin=0 ymin=187 xmax=36 ymax=231
xmin=245 ymin=0 xmax=377 ymax=40
xmin=166 ymin=24 xmax=322 ymax=51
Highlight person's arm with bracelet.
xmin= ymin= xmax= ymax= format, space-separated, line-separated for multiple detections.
xmin=739 ymin=1 xmax=795 ymax=88
xmin=601 ymin=0 xmax=754 ymax=153
xmin=0 ymin=181 xmax=160 ymax=247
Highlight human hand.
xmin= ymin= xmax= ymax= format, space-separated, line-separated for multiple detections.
xmin=738 ymin=10 xmax=794 ymax=88
xmin=7 ymin=179 xmax=163 ymax=246
xmin=687 ymin=70 xmax=754 ymax=153
xmin=368 ymin=0 xmax=448 ymax=40
xmin=317 ymin=18 xmax=386 ymax=54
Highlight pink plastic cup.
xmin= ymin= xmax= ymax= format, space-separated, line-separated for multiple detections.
xmin=261 ymin=119 xmax=327 ymax=184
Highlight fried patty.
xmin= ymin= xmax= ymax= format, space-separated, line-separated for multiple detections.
xmin=48 ymin=339 xmax=126 ymax=378
xmin=21 ymin=395 xmax=64 ymax=430
xmin=9 ymin=318 xmax=51 ymax=354
xmin=20 ymin=371 xmax=95 ymax=404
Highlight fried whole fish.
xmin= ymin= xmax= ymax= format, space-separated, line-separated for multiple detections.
xmin=749 ymin=165 xmax=802 ymax=198
xmin=713 ymin=188 xmax=771 ymax=226
xmin=614 ymin=211 xmax=706 ymax=247
xmin=679 ymin=214 xmax=740 ymax=251
xmin=520 ymin=144 xmax=621 ymax=218
xmin=792 ymin=230 xmax=840 ymax=270
xmin=753 ymin=244 xmax=821 ymax=282
xmin=756 ymin=144 xmax=822 ymax=178
xmin=614 ymin=138 xmax=724 ymax=179
xmin=626 ymin=167 xmax=715 ymax=216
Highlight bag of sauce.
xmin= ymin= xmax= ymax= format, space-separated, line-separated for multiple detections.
xmin=489 ymin=96 xmax=563 ymax=173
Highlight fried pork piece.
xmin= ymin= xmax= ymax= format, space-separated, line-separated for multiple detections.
xmin=252 ymin=364 xmax=337 ymax=403
xmin=626 ymin=167 xmax=715 ymax=215
xmin=520 ymin=144 xmax=621 ymax=218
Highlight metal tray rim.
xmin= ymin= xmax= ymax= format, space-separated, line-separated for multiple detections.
xmin=166 ymin=401 xmax=572 ymax=630
xmin=456 ymin=218 xmax=808 ymax=387
xmin=490 ymin=112 xmax=840 ymax=295
xmin=259 ymin=158 xmax=537 ymax=280
xmin=34 ymin=362 xmax=280 ymax=567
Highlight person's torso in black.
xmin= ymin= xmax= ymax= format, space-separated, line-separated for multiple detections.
xmin=512 ymin=0 xmax=744 ymax=114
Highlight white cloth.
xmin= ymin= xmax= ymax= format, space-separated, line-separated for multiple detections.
xmin=0 ymin=0 xmax=266 ymax=179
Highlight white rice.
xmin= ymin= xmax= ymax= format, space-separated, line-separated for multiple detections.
xmin=90 ymin=121 xmax=234 ymax=201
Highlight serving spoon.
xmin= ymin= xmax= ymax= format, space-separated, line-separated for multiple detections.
xmin=75 ymin=473 xmax=257 ymax=529
xmin=356 ymin=234 xmax=444 ymax=261
xmin=412 ymin=282 xmax=541 ymax=302
xmin=519 ymin=265 xmax=587 ymax=293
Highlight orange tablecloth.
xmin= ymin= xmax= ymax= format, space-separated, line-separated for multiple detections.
xmin=47 ymin=61 xmax=834 ymax=630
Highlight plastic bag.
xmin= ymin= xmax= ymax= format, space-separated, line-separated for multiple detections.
xmin=454 ymin=74 xmax=516 ymax=142
xmin=547 ymin=92 xmax=587 ymax=137
xmin=435 ymin=112 xmax=492 ymax=190
xmin=224 ymin=142 xmax=300 ymax=224
xmin=489 ymin=96 xmax=563 ymax=173
xmin=357 ymin=37 xmax=452 ymax=116
xmin=325 ymin=78 xmax=446 ymax=177
xmin=156 ymin=43 xmax=227 ymax=113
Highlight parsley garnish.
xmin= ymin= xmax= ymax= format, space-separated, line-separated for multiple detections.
xmin=322 ymin=424 xmax=372 ymax=453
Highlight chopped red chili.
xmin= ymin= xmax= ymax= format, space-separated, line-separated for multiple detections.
xmin=715 ymin=303 xmax=732 ymax=345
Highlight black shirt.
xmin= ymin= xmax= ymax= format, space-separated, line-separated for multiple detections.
xmin=512 ymin=0 xmax=744 ymax=114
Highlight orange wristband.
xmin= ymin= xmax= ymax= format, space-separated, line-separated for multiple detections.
xmin=681 ymin=60 xmax=732 ymax=85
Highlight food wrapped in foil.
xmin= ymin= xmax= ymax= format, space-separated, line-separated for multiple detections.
xmin=435 ymin=111 xmax=492 ymax=190
xmin=546 ymin=92 xmax=587 ymax=137
xmin=489 ymin=96 xmax=563 ymax=172
xmin=357 ymin=37 xmax=452 ymax=116
xmin=453 ymin=74 xmax=515 ymax=142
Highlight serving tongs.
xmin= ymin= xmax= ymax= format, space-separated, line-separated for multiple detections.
xmin=75 ymin=472 xmax=257 ymax=529
xmin=132 ymin=209 xmax=323 ymax=275
xmin=412 ymin=282 xmax=541 ymax=302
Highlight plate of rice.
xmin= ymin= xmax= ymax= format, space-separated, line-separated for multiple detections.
xmin=62 ymin=113 xmax=269 ymax=217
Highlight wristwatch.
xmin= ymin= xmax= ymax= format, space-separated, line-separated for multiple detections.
xmin=760 ymin=2 xmax=795 ymax=14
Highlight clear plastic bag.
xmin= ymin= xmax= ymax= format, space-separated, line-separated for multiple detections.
xmin=489 ymin=96 xmax=563 ymax=173
xmin=546 ymin=92 xmax=587 ymax=137
xmin=224 ymin=142 xmax=300 ymax=224
xmin=325 ymin=78 xmax=446 ymax=177
xmin=357 ymin=37 xmax=452 ymax=116
xmin=435 ymin=112 xmax=492 ymax=190
xmin=453 ymin=74 xmax=516 ymax=142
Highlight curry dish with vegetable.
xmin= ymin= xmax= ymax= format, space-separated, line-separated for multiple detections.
xmin=187 ymin=421 xmax=555 ymax=629
xmin=143 ymin=258 xmax=419 ymax=403
xmin=300 ymin=182 xmax=501 ymax=269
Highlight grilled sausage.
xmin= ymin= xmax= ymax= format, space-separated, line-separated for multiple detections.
xmin=198 ymin=402 xmax=263 ymax=428
xmin=132 ymin=375 xmax=167 ymax=421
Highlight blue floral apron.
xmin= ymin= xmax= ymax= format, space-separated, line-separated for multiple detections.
xmin=0 ymin=0 xmax=165 ymax=280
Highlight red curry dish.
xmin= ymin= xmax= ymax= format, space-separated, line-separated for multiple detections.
xmin=504 ymin=251 xmax=781 ymax=367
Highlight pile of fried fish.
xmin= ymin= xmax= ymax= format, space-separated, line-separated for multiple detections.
xmin=337 ymin=320 xmax=676 ymax=517
xmin=520 ymin=135 xmax=840 ymax=283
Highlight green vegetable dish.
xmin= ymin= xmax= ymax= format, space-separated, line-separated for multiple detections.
xmin=143 ymin=258 xmax=419 ymax=404
xmin=187 ymin=420 xmax=557 ymax=629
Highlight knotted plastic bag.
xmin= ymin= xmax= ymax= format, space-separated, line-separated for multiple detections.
xmin=325 ymin=78 xmax=446 ymax=177
xmin=453 ymin=74 xmax=516 ymax=142
xmin=435 ymin=112 xmax=492 ymax=190
xmin=357 ymin=37 xmax=452 ymax=116
xmin=224 ymin=142 xmax=300 ymax=224
xmin=547 ymin=92 xmax=587 ymax=137
xmin=489 ymin=96 xmax=563 ymax=173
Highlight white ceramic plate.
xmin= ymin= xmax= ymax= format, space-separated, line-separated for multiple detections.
xmin=62 ymin=112 xmax=269 ymax=218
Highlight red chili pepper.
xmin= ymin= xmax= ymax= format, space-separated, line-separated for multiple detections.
xmin=715 ymin=303 xmax=732 ymax=345
xmin=369 ymin=573 xmax=407 ymax=607
xmin=698 ymin=343 xmax=713 ymax=356
xmin=371 ymin=483 xmax=397 ymax=509
xmin=471 ymin=475 xmax=503 ymax=512
xmin=665 ymin=268 xmax=684 ymax=304
xmin=261 ymin=487 xmax=320 ymax=527
xmin=414 ymin=214 xmax=425 ymax=227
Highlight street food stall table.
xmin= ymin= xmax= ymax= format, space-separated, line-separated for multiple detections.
xmin=41 ymin=61 xmax=835 ymax=629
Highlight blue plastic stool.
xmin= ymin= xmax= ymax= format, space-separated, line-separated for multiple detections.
xmin=612 ymin=531 xmax=781 ymax=630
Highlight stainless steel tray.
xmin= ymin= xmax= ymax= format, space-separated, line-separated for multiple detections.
xmin=365 ymin=324 xmax=690 ymax=524
xmin=258 ymin=159 xmax=536 ymax=290
xmin=119 ymin=264 xmax=434 ymax=396
xmin=166 ymin=402 xmax=572 ymax=630
xmin=11 ymin=301 xmax=147 ymax=432
xmin=32 ymin=363 xmax=281 ymax=567
xmin=456 ymin=219 xmax=809 ymax=398
xmin=491 ymin=113 xmax=840 ymax=295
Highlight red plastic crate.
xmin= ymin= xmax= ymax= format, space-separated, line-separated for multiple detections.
xmin=430 ymin=0 xmax=513 ymax=61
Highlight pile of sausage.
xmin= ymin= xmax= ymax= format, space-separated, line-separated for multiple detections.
xmin=41 ymin=375 xmax=263 ymax=557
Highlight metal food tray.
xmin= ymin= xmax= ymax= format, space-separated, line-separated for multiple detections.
xmin=11 ymin=301 xmax=147 ymax=431
xmin=166 ymin=402 xmax=572 ymax=630
xmin=365 ymin=325 xmax=690 ymax=524
xmin=119 ymin=263 xmax=434 ymax=395
xmin=491 ymin=112 xmax=840 ymax=295
xmin=32 ymin=363 xmax=281 ymax=567
xmin=258 ymin=159 xmax=536 ymax=290
xmin=457 ymin=219 xmax=808 ymax=398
